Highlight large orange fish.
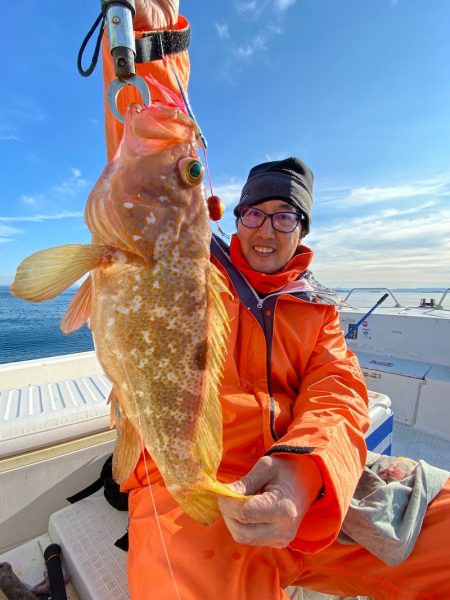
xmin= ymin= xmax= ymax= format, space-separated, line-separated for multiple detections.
xmin=11 ymin=89 xmax=242 ymax=525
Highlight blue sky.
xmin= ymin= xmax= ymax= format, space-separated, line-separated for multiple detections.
xmin=1 ymin=0 xmax=450 ymax=288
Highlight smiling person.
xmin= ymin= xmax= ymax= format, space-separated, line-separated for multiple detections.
xmin=233 ymin=158 xmax=311 ymax=275
xmin=101 ymin=2 xmax=450 ymax=598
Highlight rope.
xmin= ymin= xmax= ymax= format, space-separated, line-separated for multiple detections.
xmin=77 ymin=13 xmax=105 ymax=77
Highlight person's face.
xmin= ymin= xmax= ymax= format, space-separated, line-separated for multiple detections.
xmin=236 ymin=199 xmax=303 ymax=274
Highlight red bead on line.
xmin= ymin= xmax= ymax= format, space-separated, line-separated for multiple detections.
xmin=207 ymin=195 xmax=225 ymax=221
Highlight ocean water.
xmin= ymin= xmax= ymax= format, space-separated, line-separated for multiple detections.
xmin=0 ymin=285 xmax=446 ymax=365
xmin=0 ymin=286 xmax=94 ymax=365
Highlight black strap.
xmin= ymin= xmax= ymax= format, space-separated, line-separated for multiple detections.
xmin=66 ymin=455 xmax=129 ymax=510
xmin=115 ymin=530 xmax=129 ymax=552
xmin=77 ymin=17 xmax=190 ymax=80
xmin=135 ymin=26 xmax=191 ymax=63
xmin=67 ymin=476 xmax=104 ymax=504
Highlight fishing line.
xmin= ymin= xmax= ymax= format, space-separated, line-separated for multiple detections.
xmin=115 ymin=344 xmax=182 ymax=600
xmin=160 ymin=54 xmax=229 ymax=239
xmin=202 ymin=149 xmax=230 ymax=239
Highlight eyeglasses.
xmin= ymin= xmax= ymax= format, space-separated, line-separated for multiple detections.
xmin=238 ymin=206 xmax=305 ymax=233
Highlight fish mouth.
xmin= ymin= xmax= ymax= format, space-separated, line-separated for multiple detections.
xmin=130 ymin=103 xmax=196 ymax=146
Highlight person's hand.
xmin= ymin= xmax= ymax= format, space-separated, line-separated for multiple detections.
xmin=217 ymin=455 xmax=323 ymax=548
xmin=134 ymin=0 xmax=179 ymax=30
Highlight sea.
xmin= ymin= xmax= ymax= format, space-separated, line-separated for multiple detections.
xmin=0 ymin=285 xmax=446 ymax=365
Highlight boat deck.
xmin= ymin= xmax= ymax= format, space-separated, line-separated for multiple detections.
xmin=391 ymin=422 xmax=450 ymax=471
xmin=1 ymin=415 xmax=449 ymax=600
xmin=0 ymin=341 xmax=449 ymax=599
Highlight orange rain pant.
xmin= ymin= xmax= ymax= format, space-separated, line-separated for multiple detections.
xmin=127 ymin=478 xmax=450 ymax=600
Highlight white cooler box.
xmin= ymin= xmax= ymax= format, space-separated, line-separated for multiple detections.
xmin=366 ymin=390 xmax=393 ymax=455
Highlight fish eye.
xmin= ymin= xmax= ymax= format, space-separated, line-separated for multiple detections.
xmin=178 ymin=158 xmax=204 ymax=186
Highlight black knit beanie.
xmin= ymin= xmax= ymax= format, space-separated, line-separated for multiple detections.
xmin=233 ymin=157 xmax=314 ymax=235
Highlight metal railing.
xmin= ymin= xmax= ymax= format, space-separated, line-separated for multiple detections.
xmin=343 ymin=287 xmax=402 ymax=308
xmin=436 ymin=288 xmax=450 ymax=310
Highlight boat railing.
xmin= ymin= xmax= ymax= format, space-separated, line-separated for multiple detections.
xmin=436 ymin=288 xmax=450 ymax=310
xmin=342 ymin=287 xmax=403 ymax=307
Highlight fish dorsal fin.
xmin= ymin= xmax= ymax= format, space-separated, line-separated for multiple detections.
xmin=11 ymin=244 xmax=111 ymax=302
xmin=196 ymin=262 xmax=232 ymax=475
xmin=60 ymin=275 xmax=93 ymax=334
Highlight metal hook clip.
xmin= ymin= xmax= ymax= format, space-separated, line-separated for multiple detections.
xmin=107 ymin=75 xmax=151 ymax=122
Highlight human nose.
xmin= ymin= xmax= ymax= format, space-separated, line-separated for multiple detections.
xmin=259 ymin=215 xmax=276 ymax=237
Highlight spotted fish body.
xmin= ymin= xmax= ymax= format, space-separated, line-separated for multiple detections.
xmin=11 ymin=101 xmax=242 ymax=524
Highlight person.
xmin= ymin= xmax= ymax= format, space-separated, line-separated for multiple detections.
xmin=100 ymin=2 xmax=450 ymax=598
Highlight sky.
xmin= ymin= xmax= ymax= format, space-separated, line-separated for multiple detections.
xmin=1 ymin=0 xmax=450 ymax=288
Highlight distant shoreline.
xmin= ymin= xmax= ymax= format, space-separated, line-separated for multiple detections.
xmin=333 ymin=288 xmax=446 ymax=293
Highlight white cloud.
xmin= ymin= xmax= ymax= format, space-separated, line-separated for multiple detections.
xmin=233 ymin=44 xmax=255 ymax=58
xmin=317 ymin=175 xmax=450 ymax=208
xmin=379 ymin=200 xmax=435 ymax=218
xmin=12 ymin=169 xmax=90 ymax=212
xmin=235 ymin=1 xmax=257 ymax=14
xmin=215 ymin=22 xmax=230 ymax=39
xmin=0 ymin=224 xmax=23 ymax=243
xmin=21 ymin=194 xmax=37 ymax=206
xmin=213 ymin=181 xmax=243 ymax=208
xmin=274 ymin=0 xmax=296 ymax=11
xmin=345 ymin=181 xmax=445 ymax=206
xmin=232 ymin=30 xmax=275 ymax=60
xmin=217 ymin=0 xmax=288 ymax=70
xmin=0 ymin=134 xmax=21 ymax=141
xmin=0 ymin=212 xmax=84 ymax=223
xmin=253 ymin=33 xmax=268 ymax=50
xmin=309 ymin=205 xmax=450 ymax=287
xmin=52 ymin=169 xmax=90 ymax=196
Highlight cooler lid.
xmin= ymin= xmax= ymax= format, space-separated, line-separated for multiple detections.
xmin=357 ymin=351 xmax=431 ymax=379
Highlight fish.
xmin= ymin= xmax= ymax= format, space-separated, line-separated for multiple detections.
xmin=10 ymin=84 xmax=243 ymax=525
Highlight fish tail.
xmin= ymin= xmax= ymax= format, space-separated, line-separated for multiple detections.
xmin=11 ymin=243 xmax=112 ymax=302
xmin=173 ymin=479 xmax=245 ymax=526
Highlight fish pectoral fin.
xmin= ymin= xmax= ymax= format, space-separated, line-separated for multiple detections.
xmin=11 ymin=243 xmax=112 ymax=302
xmin=112 ymin=400 xmax=142 ymax=484
xmin=61 ymin=275 xmax=92 ymax=334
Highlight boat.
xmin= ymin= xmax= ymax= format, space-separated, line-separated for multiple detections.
xmin=0 ymin=287 xmax=449 ymax=599
xmin=339 ymin=287 xmax=450 ymax=466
